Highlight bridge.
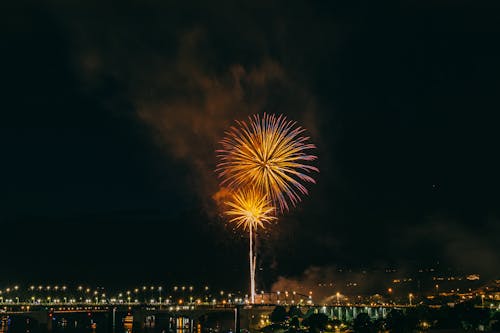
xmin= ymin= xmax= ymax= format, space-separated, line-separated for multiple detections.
xmin=0 ymin=301 xmax=416 ymax=333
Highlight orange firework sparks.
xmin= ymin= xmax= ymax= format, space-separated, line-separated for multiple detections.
xmin=224 ymin=187 xmax=276 ymax=231
xmin=217 ymin=113 xmax=318 ymax=212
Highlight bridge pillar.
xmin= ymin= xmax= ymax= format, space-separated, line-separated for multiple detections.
xmin=234 ymin=306 xmax=241 ymax=333
xmin=169 ymin=317 xmax=175 ymax=331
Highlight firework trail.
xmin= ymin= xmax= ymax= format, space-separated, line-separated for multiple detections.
xmin=224 ymin=187 xmax=276 ymax=303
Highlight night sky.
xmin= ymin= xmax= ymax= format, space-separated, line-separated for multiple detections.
xmin=1 ymin=1 xmax=499 ymax=290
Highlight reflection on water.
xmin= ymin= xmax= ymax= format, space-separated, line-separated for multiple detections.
xmin=0 ymin=315 xmax=196 ymax=333
xmin=0 ymin=308 xmax=239 ymax=333
xmin=1 ymin=318 xmax=7 ymax=333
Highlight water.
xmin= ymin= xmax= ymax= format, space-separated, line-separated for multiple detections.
xmin=1 ymin=312 xmax=234 ymax=333
xmin=2 ymin=319 xmax=194 ymax=333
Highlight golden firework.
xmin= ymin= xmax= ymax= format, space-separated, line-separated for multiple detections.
xmin=217 ymin=113 xmax=318 ymax=212
xmin=224 ymin=187 xmax=277 ymax=231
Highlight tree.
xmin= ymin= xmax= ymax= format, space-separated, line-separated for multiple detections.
xmin=289 ymin=316 xmax=300 ymax=328
xmin=302 ymin=313 xmax=328 ymax=333
xmin=270 ymin=306 xmax=288 ymax=323
xmin=385 ymin=309 xmax=415 ymax=333
xmin=371 ymin=318 xmax=386 ymax=332
xmin=328 ymin=319 xmax=342 ymax=329
xmin=491 ymin=311 xmax=500 ymax=331
xmin=455 ymin=301 xmax=490 ymax=330
xmin=353 ymin=313 xmax=372 ymax=333
xmin=403 ymin=307 xmax=423 ymax=331
xmin=288 ymin=306 xmax=303 ymax=318
xmin=261 ymin=324 xmax=287 ymax=333
xmin=434 ymin=305 xmax=460 ymax=330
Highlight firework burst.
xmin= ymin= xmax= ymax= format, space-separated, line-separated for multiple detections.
xmin=217 ymin=113 xmax=318 ymax=212
xmin=225 ymin=187 xmax=276 ymax=231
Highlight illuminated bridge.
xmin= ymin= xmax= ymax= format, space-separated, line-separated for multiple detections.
xmin=0 ymin=302 xmax=414 ymax=331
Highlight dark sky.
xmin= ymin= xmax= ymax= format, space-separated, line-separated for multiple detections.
xmin=1 ymin=0 xmax=499 ymax=290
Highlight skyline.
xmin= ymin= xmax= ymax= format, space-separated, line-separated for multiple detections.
xmin=0 ymin=265 xmax=494 ymax=307
xmin=1 ymin=0 xmax=499 ymax=289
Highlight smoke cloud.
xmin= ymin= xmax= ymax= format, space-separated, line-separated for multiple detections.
xmin=271 ymin=266 xmax=393 ymax=304
xmin=132 ymin=31 xmax=318 ymax=211
xmin=62 ymin=3 xmax=320 ymax=212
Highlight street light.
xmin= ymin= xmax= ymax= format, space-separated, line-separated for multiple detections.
xmin=409 ymin=293 xmax=413 ymax=306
